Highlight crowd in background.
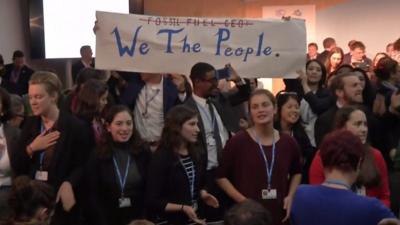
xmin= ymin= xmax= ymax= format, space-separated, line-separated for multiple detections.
xmin=0 ymin=36 xmax=400 ymax=225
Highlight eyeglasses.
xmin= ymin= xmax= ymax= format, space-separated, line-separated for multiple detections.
xmin=277 ymin=91 xmax=298 ymax=96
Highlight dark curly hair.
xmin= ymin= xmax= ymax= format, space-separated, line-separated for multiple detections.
xmin=96 ymin=105 xmax=144 ymax=159
xmin=7 ymin=176 xmax=55 ymax=223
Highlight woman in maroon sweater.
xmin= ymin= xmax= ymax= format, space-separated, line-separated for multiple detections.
xmin=216 ymin=89 xmax=302 ymax=225
xmin=309 ymin=106 xmax=391 ymax=207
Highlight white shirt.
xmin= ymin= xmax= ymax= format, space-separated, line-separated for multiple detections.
xmin=0 ymin=125 xmax=11 ymax=187
xmin=134 ymin=78 xmax=164 ymax=142
xmin=193 ymin=94 xmax=229 ymax=170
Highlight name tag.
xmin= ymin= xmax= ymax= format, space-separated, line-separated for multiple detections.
xmin=262 ymin=189 xmax=277 ymax=200
xmin=35 ymin=171 xmax=48 ymax=181
xmin=192 ymin=200 xmax=198 ymax=212
xmin=206 ymin=135 xmax=216 ymax=146
xmin=118 ymin=197 xmax=132 ymax=208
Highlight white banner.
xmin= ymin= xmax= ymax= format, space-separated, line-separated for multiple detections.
xmin=95 ymin=11 xmax=306 ymax=78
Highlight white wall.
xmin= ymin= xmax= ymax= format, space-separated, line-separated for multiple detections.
xmin=316 ymin=0 xmax=400 ymax=58
xmin=0 ymin=0 xmax=27 ymax=64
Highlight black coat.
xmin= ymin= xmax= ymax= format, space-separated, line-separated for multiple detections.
xmin=11 ymin=111 xmax=91 ymax=225
xmin=85 ymin=144 xmax=151 ymax=225
xmin=1 ymin=64 xmax=34 ymax=96
xmin=146 ymin=148 xmax=204 ymax=225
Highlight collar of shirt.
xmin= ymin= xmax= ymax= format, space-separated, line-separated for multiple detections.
xmin=192 ymin=93 xmax=208 ymax=108
xmin=81 ymin=59 xmax=92 ymax=68
xmin=145 ymin=75 xmax=164 ymax=92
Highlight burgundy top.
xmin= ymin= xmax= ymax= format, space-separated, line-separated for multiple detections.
xmin=309 ymin=148 xmax=391 ymax=207
xmin=217 ymin=130 xmax=302 ymax=225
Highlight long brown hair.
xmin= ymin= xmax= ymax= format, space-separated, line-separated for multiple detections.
xmin=73 ymin=79 xmax=108 ymax=121
xmin=334 ymin=106 xmax=381 ymax=187
xmin=96 ymin=105 xmax=144 ymax=159
xmin=159 ymin=105 xmax=198 ymax=161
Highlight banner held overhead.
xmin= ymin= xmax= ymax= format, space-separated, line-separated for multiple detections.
xmin=95 ymin=11 xmax=306 ymax=78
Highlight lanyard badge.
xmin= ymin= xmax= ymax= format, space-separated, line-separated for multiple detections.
xmin=253 ymin=129 xmax=278 ymax=200
xmin=113 ymin=156 xmax=132 ymax=208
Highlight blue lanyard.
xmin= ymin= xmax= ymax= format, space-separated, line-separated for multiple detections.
xmin=253 ymin=129 xmax=276 ymax=190
xmin=112 ymin=155 xmax=131 ymax=196
xmin=324 ymin=179 xmax=351 ymax=189
xmin=180 ymin=157 xmax=196 ymax=201
xmin=39 ymin=123 xmax=46 ymax=170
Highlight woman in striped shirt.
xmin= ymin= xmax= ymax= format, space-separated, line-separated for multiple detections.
xmin=146 ymin=105 xmax=219 ymax=225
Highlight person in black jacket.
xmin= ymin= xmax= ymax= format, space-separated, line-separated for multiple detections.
xmin=1 ymin=50 xmax=34 ymax=96
xmin=86 ymin=105 xmax=150 ymax=225
xmin=274 ymin=91 xmax=315 ymax=184
xmin=283 ymin=60 xmax=333 ymax=147
xmin=11 ymin=71 xmax=91 ymax=225
xmin=146 ymin=105 xmax=219 ymax=225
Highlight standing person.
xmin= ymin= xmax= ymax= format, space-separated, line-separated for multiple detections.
xmin=291 ymin=130 xmax=396 ymax=225
xmin=146 ymin=105 xmax=219 ymax=225
xmin=72 ymin=79 xmax=108 ymax=147
xmin=284 ymin=59 xmax=332 ymax=147
xmin=306 ymin=43 xmax=319 ymax=61
xmin=184 ymin=62 xmax=250 ymax=222
xmin=216 ymin=89 xmax=302 ymax=225
xmin=316 ymin=37 xmax=336 ymax=64
xmin=274 ymin=91 xmax=314 ymax=183
xmin=325 ymin=47 xmax=344 ymax=78
xmin=11 ymin=71 xmax=91 ymax=225
xmin=1 ymin=50 xmax=34 ymax=96
xmin=71 ymin=46 xmax=94 ymax=84
xmin=86 ymin=105 xmax=150 ymax=225
xmin=309 ymin=106 xmax=390 ymax=207
xmin=0 ymin=88 xmax=21 ymax=220
xmin=121 ymin=73 xmax=187 ymax=151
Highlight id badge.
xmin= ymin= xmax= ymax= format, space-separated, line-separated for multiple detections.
xmin=35 ymin=171 xmax=48 ymax=181
xmin=206 ymin=135 xmax=216 ymax=146
xmin=192 ymin=200 xmax=198 ymax=212
xmin=118 ymin=197 xmax=132 ymax=208
xmin=356 ymin=186 xmax=366 ymax=196
xmin=261 ymin=189 xmax=277 ymax=200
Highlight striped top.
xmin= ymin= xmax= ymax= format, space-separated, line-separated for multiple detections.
xmin=179 ymin=155 xmax=197 ymax=201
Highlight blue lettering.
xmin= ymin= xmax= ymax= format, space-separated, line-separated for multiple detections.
xmin=112 ymin=26 xmax=143 ymax=57
xmin=193 ymin=43 xmax=201 ymax=53
xmin=224 ymin=47 xmax=233 ymax=56
xmin=256 ymin=32 xmax=264 ymax=56
xmin=140 ymin=43 xmax=149 ymax=55
xmin=215 ymin=28 xmax=230 ymax=55
xmin=157 ymin=28 xmax=185 ymax=53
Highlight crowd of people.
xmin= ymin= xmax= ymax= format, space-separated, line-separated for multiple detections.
xmin=0 ymin=36 xmax=400 ymax=225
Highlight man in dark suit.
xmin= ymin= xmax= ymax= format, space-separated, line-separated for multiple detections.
xmin=307 ymin=42 xmax=319 ymax=61
xmin=71 ymin=45 xmax=94 ymax=84
xmin=317 ymin=37 xmax=336 ymax=64
xmin=342 ymin=41 xmax=372 ymax=71
xmin=314 ymin=72 xmax=363 ymax=147
xmin=1 ymin=50 xmax=34 ymax=96
xmin=184 ymin=62 xmax=251 ymax=221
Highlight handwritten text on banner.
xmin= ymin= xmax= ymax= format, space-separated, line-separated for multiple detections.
xmin=95 ymin=11 xmax=306 ymax=78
